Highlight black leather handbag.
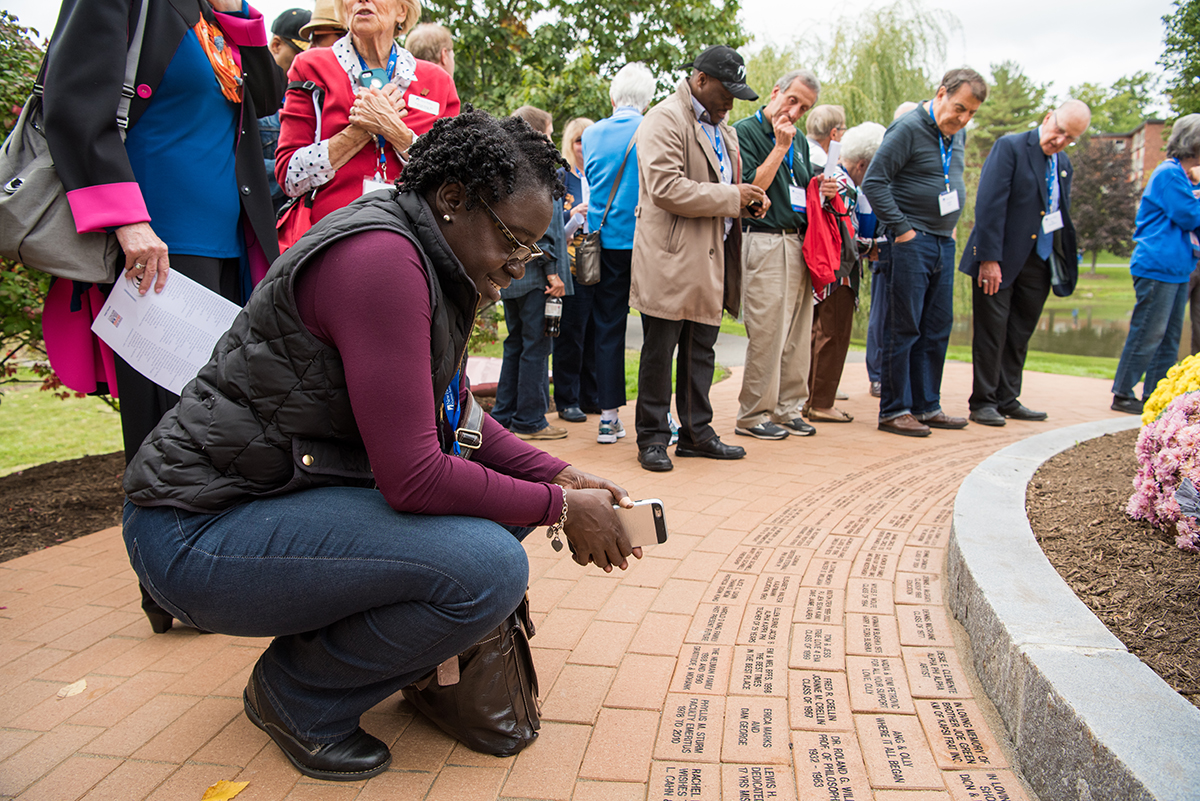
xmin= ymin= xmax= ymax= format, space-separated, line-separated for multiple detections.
xmin=402 ymin=595 xmax=540 ymax=757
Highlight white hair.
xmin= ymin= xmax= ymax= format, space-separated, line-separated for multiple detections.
xmin=610 ymin=62 xmax=655 ymax=111
xmin=839 ymin=121 xmax=886 ymax=166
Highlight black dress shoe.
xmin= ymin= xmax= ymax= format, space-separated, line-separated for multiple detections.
xmin=869 ymin=381 xmax=882 ymax=398
xmin=638 ymin=444 xmax=674 ymax=472
xmin=1111 ymin=396 xmax=1144 ymax=415
xmin=557 ymin=406 xmax=587 ymax=423
xmin=675 ymin=436 xmax=746 ymax=460
xmin=244 ymin=664 xmax=392 ymax=781
xmin=999 ymin=402 xmax=1048 ymax=421
xmin=969 ymin=407 xmax=1006 ymax=427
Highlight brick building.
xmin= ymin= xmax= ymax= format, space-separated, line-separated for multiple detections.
xmin=1095 ymin=119 xmax=1166 ymax=187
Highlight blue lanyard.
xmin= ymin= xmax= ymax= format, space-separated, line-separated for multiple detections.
xmin=756 ymin=110 xmax=795 ymax=181
xmin=700 ymin=123 xmax=726 ymax=179
xmin=928 ymin=102 xmax=953 ymax=191
xmin=355 ymin=45 xmax=400 ymax=176
xmin=443 ymin=370 xmax=462 ymax=456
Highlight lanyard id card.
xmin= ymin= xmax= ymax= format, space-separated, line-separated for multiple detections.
xmin=938 ymin=189 xmax=959 ymax=216
xmin=1042 ymin=210 xmax=1064 ymax=234
xmin=363 ymin=175 xmax=391 ymax=195
xmin=790 ymin=183 xmax=806 ymax=212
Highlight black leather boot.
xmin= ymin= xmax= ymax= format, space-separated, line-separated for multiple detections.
xmin=244 ymin=663 xmax=392 ymax=781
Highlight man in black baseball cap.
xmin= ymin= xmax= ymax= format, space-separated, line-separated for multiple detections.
xmin=269 ymin=8 xmax=311 ymax=68
xmin=628 ymin=43 xmax=768 ymax=472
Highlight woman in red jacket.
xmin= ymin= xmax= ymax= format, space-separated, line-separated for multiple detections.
xmin=274 ymin=0 xmax=459 ymax=225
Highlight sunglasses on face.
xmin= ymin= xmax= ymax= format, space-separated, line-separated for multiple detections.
xmin=479 ymin=198 xmax=544 ymax=265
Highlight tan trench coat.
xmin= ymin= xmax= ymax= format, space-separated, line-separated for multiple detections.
xmin=630 ymin=79 xmax=745 ymax=326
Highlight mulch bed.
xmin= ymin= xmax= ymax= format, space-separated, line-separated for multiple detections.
xmin=0 ymin=452 xmax=125 ymax=563
xmin=2 ymin=435 xmax=1197 ymax=709
xmin=1027 ymin=427 xmax=1200 ymax=708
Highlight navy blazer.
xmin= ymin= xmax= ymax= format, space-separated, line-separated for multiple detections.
xmin=959 ymin=129 xmax=1078 ymax=294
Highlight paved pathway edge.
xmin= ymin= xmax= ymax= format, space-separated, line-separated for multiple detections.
xmin=947 ymin=416 xmax=1200 ymax=801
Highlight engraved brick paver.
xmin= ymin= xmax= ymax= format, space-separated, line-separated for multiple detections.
xmin=0 ymin=361 xmax=1118 ymax=798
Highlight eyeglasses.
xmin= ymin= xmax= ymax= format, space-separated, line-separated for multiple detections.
xmin=1049 ymin=112 xmax=1078 ymax=144
xmin=479 ymin=198 xmax=544 ymax=265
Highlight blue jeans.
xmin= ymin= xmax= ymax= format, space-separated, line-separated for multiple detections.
xmin=492 ymin=291 xmax=552 ymax=433
xmin=880 ymin=231 xmax=956 ymax=421
xmin=866 ymin=242 xmax=890 ymax=383
xmin=122 ymin=490 xmax=530 ymax=742
xmin=1112 ymin=275 xmax=1189 ymax=400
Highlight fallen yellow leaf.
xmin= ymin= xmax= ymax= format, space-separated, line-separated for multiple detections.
xmin=56 ymin=679 xmax=86 ymax=699
xmin=201 ymin=780 xmax=250 ymax=800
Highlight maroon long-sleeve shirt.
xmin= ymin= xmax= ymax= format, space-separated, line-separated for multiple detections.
xmin=294 ymin=230 xmax=567 ymax=526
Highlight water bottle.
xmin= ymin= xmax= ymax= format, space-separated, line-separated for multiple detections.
xmin=544 ymin=296 xmax=562 ymax=337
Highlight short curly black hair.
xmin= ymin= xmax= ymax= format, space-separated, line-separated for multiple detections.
xmin=400 ymin=106 xmax=567 ymax=205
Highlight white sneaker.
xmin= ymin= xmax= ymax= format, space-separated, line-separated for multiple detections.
xmin=597 ymin=418 xmax=625 ymax=444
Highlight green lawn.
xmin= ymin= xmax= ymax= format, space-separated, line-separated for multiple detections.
xmin=941 ymin=344 xmax=1118 ymax=379
xmin=0 ymin=377 xmax=122 ymax=476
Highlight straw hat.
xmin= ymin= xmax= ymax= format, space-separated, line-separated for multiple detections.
xmin=298 ymin=0 xmax=347 ymax=40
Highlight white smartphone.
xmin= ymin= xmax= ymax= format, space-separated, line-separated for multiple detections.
xmin=615 ymin=499 xmax=668 ymax=548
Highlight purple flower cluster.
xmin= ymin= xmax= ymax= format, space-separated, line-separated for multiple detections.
xmin=1127 ymin=391 xmax=1200 ymax=553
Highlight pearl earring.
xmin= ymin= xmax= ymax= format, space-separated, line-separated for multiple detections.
xmin=443 ymin=214 xmax=451 ymax=222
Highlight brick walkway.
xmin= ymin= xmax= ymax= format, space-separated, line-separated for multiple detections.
xmin=0 ymin=360 xmax=1128 ymax=800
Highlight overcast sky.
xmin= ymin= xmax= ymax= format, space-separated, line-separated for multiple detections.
xmin=4 ymin=0 xmax=1176 ymax=111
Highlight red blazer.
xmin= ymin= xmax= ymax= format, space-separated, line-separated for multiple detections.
xmin=276 ymin=48 xmax=459 ymax=225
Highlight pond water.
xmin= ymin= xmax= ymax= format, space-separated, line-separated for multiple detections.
xmin=950 ymin=307 xmax=1132 ymax=359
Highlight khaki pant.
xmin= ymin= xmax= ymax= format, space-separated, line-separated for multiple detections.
xmin=736 ymin=231 xmax=813 ymax=428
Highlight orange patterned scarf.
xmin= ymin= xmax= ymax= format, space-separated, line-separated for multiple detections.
xmin=193 ymin=15 xmax=243 ymax=103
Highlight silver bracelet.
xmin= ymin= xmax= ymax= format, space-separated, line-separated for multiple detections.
xmin=546 ymin=493 xmax=568 ymax=552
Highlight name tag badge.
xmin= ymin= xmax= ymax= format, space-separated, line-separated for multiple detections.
xmin=406 ymin=94 xmax=440 ymax=116
xmin=1042 ymin=210 xmax=1064 ymax=234
xmin=938 ymin=189 xmax=959 ymax=216
xmin=362 ymin=177 xmax=391 ymax=196
xmin=789 ymin=183 xmax=806 ymax=212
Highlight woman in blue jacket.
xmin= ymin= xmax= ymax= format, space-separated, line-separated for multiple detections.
xmin=1112 ymin=115 xmax=1200 ymax=414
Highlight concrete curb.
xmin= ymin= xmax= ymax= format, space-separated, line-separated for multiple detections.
xmin=947 ymin=416 xmax=1200 ymax=801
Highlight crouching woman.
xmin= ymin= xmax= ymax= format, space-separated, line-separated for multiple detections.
xmin=121 ymin=108 xmax=637 ymax=781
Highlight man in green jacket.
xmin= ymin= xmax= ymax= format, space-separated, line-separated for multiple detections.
xmin=732 ymin=69 xmax=821 ymax=440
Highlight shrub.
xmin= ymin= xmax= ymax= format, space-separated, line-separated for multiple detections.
xmin=1128 ymin=390 xmax=1200 ymax=553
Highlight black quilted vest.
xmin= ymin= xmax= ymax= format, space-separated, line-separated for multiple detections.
xmin=123 ymin=190 xmax=479 ymax=512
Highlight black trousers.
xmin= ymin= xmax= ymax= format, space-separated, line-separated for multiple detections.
xmin=116 ymin=254 xmax=241 ymax=463
xmin=969 ymin=251 xmax=1050 ymax=411
xmin=553 ymin=280 xmax=599 ymax=411
xmin=635 ymin=313 xmax=719 ymax=449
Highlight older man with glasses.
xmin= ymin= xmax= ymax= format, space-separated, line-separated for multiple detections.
xmin=959 ymin=99 xmax=1091 ymax=425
